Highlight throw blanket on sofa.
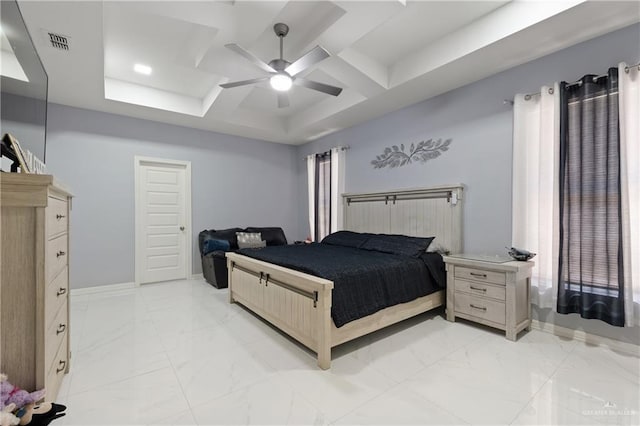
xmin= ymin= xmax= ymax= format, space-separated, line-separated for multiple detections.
xmin=237 ymin=243 xmax=445 ymax=327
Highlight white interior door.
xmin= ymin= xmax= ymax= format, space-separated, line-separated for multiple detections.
xmin=137 ymin=159 xmax=190 ymax=284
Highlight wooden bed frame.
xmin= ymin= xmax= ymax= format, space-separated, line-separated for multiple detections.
xmin=227 ymin=184 xmax=464 ymax=369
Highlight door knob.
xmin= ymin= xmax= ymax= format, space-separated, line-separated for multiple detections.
xmin=180 ymin=226 xmax=185 ymax=231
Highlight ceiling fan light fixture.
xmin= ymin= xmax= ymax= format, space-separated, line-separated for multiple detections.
xmin=270 ymin=73 xmax=292 ymax=91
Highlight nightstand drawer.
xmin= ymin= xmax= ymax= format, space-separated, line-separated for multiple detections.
xmin=454 ymin=292 xmax=505 ymax=325
xmin=455 ymin=279 xmax=505 ymax=301
xmin=455 ymin=266 xmax=505 ymax=285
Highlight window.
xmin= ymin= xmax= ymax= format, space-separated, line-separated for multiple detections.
xmin=307 ymin=147 xmax=346 ymax=242
xmin=315 ymin=153 xmax=331 ymax=241
xmin=557 ymin=69 xmax=625 ymax=326
xmin=513 ymin=62 xmax=638 ymax=327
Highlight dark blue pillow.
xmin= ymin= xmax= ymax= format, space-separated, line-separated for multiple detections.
xmin=203 ymin=238 xmax=231 ymax=255
xmin=210 ymin=227 xmax=243 ymax=250
xmin=321 ymin=231 xmax=372 ymax=248
xmin=360 ymin=234 xmax=434 ymax=258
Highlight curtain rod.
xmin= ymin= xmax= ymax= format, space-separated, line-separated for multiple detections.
xmin=504 ymin=61 xmax=640 ymax=105
xmin=303 ymin=145 xmax=350 ymax=161
xmin=625 ymin=62 xmax=640 ymax=72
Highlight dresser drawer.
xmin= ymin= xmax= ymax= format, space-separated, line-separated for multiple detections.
xmin=47 ymin=196 xmax=68 ymax=238
xmin=45 ymin=334 xmax=68 ymax=401
xmin=45 ymin=300 xmax=68 ymax=370
xmin=45 ymin=267 xmax=68 ymax=327
xmin=455 ymin=266 xmax=505 ymax=286
xmin=454 ymin=292 xmax=505 ymax=325
xmin=46 ymin=234 xmax=68 ymax=284
xmin=455 ymin=278 xmax=506 ymax=301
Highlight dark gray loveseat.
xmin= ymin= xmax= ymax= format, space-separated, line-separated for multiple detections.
xmin=198 ymin=227 xmax=288 ymax=288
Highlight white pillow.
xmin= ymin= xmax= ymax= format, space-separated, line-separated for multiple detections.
xmin=236 ymin=232 xmax=266 ymax=249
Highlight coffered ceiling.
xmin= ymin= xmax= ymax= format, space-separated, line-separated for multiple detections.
xmin=17 ymin=1 xmax=640 ymax=144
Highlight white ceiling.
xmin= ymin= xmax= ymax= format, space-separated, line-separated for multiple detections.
xmin=17 ymin=0 xmax=640 ymax=145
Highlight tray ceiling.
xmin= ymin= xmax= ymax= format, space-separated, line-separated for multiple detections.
xmin=17 ymin=0 xmax=640 ymax=144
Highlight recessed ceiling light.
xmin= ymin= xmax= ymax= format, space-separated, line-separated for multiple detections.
xmin=134 ymin=64 xmax=152 ymax=75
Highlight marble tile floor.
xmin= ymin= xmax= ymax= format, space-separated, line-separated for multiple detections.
xmin=55 ymin=279 xmax=640 ymax=425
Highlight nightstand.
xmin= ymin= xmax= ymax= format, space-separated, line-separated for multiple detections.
xmin=443 ymin=255 xmax=534 ymax=341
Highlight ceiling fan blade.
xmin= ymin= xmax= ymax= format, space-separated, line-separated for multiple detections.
xmin=225 ymin=43 xmax=276 ymax=73
xmin=294 ymin=78 xmax=342 ymax=96
xmin=219 ymin=76 xmax=269 ymax=89
xmin=277 ymin=93 xmax=290 ymax=108
xmin=285 ymin=45 xmax=330 ymax=77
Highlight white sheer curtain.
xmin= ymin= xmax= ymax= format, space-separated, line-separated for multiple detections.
xmin=330 ymin=147 xmax=346 ymax=233
xmin=306 ymin=154 xmax=316 ymax=242
xmin=619 ymin=62 xmax=640 ymax=326
xmin=512 ymin=84 xmax=560 ymax=308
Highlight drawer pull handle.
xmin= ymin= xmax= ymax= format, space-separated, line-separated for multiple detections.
xmin=57 ymin=287 xmax=67 ymax=296
xmin=258 ymin=272 xmax=270 ymax=287
xmin=470 ymin=304 xmax=487 ymax=311
xmin=470 ymin=272 xmax=487 ymax=278
xmin=56 ymin=251 xmax=66 ymax=258
xmin=56 ymin=324 xmax=66 ymax=334
xmin=56 ymin=360 xmax=66 ymax=373
xmin=56 ymin=214 xmax=66 ymax=220
xmin=469 ymin=285 xmax=487 ymax=292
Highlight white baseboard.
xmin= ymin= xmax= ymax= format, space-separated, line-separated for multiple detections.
xmin=71 ymin=275 xmax=205 ymax=297
xmin=70 ymin=282 xmax=135 ymax=297
xmin=531 ymin=319 xmax=640 ymax=357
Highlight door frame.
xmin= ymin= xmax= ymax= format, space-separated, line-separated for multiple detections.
xmin=134 ymin=156 xmax=192 ymax=286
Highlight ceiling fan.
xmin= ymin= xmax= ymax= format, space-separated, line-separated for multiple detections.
xmin=220 ymin=23 xmax=342 ymax=108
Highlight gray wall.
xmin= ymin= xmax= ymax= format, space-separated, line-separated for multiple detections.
xmin=46 ymin=104 xmax=299 ymax=289
xmin=296 ymin=24 xmax=640 ymax=344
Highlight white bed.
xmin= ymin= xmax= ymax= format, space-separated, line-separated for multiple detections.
xmin=226 ymin=184 xmax=464 ymax=369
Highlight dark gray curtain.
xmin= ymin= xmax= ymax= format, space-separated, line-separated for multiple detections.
xmin=314 ymin=151 xmax=331 ymax=241
xmin=557 ymin=68 xmax=625 ymax=326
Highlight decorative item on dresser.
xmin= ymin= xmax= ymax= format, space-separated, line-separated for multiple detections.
xmin=1 ymin=133 xmax=30 ymax=173
xmin=0 ymin=173 xmax=72 ymax=400
xmin=443 ymin=255 xmax=534 ymax=341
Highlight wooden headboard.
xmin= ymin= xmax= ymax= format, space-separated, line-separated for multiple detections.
xmin=342 ymin=184 xmax=464 ymax=254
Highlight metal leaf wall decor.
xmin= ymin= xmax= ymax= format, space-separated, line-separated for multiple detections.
xmin=371 ymin=138 xmax=452 ymax=169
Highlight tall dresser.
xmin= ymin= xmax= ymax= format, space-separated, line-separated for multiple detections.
xmin=0 ymin=174 xmax=72 ymax=400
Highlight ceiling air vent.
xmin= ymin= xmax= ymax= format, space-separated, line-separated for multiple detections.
xmin=47 ymin=32 xmax=70 ymax=51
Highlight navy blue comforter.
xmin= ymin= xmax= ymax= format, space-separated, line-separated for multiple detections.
xmin=237 ymin=243 xmax=445 ymax=327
